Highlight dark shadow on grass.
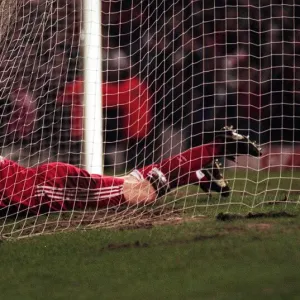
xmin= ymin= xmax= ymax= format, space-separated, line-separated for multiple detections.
xmin=100 ymin=234 xmax=222 ymax=252
xmin=216 ymin=211 xmax=297 ymax=221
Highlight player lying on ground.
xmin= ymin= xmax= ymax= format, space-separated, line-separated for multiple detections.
xmin=0 ymin=127 xmax=261 ymax=216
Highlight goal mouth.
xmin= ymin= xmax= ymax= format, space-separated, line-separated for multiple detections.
xmin=0 ymin=1 xmax=298 ymax=238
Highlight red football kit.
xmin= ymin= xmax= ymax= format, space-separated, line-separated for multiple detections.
xmin=0 ymin=142 xmax=219 ymax=216
xmin=0 ymin=157 xmax=126 ymax=215
xmin=58 ymin=76 xmax=153 ymax=140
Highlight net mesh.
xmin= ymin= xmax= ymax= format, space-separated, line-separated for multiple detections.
xmin=0 ymin=0 xmax=20 ymax=40
xmin=0 ymin=0 xmax=299 ymax=238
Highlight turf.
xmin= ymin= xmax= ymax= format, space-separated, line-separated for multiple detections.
xmin=0 ymin=169 xmax=300 ymax=299
xmin=1 ymin=217 xmax=300 ymax=300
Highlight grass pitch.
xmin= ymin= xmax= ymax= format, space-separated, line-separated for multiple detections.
xmin=0 ymin=169 xmax=300 ymax=299
xmin=1 ymin=216 xmax=300 ymax=300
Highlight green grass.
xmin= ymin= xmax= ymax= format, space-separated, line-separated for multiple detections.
xmin=1 ymin=217 xmax=300 ymax=300
xmin=1 ymin=169 xmax=300 ymax=299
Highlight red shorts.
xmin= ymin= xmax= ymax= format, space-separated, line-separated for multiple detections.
xmin=0 ymin=158 xmax=125 ymax=215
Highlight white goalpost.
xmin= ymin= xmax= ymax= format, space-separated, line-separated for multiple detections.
xmin=83 ymin=0 xmax=103 ymax=174
xmin=0 ymin=0 xmax=298 ymax=238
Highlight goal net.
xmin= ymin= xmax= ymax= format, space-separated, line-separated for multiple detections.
xmin=0 ymin=0 xmax=299 ymax=238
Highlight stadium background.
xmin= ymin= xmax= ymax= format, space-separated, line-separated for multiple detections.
xmin=0 ymin=0 xmax=299 ymax=172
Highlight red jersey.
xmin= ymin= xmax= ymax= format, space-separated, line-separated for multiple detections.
xmin=57 ymin=77 xmax=153 ymax=140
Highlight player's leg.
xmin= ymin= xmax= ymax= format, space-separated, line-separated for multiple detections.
xmin=196 ymin=159 xmax=230 ymax=197
xmin=0 ymin=158 xmax=150 ymax=212
xmin=37 ymin=161 xmax=160 ymax=208
xmin=122 ymin=174 xmax=157 ymax=205
xmin=36 ymin=162 xmax=127 ymax=211
xmin=0 ymin=126 xmax=260 ymax=213
xmin=0 ymin=157 xmax=40 ymax=215
xmin=35 ymin=161 xmax=227 ymax=209
xmin=37 ymin=126 xmax=261 ymax=208
xmin=215 ymin=125 xmax=262 ymax=160
xmin=36 ymin=161 xmax=157 ymax=208
xmin=0 ymin=157 xmax=221 ymax=212
xmin=127 ymin=158 xmax=230 ymax=203
xmin=0 ymin=157 xmax=155 ymax=212
xmin=130 ymin=126 xmax=261 ymax=198
xmin=36 ymin=135 xmax=233 ymax=208
xmin=131 ymin=141 xmax=219 ymax=191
